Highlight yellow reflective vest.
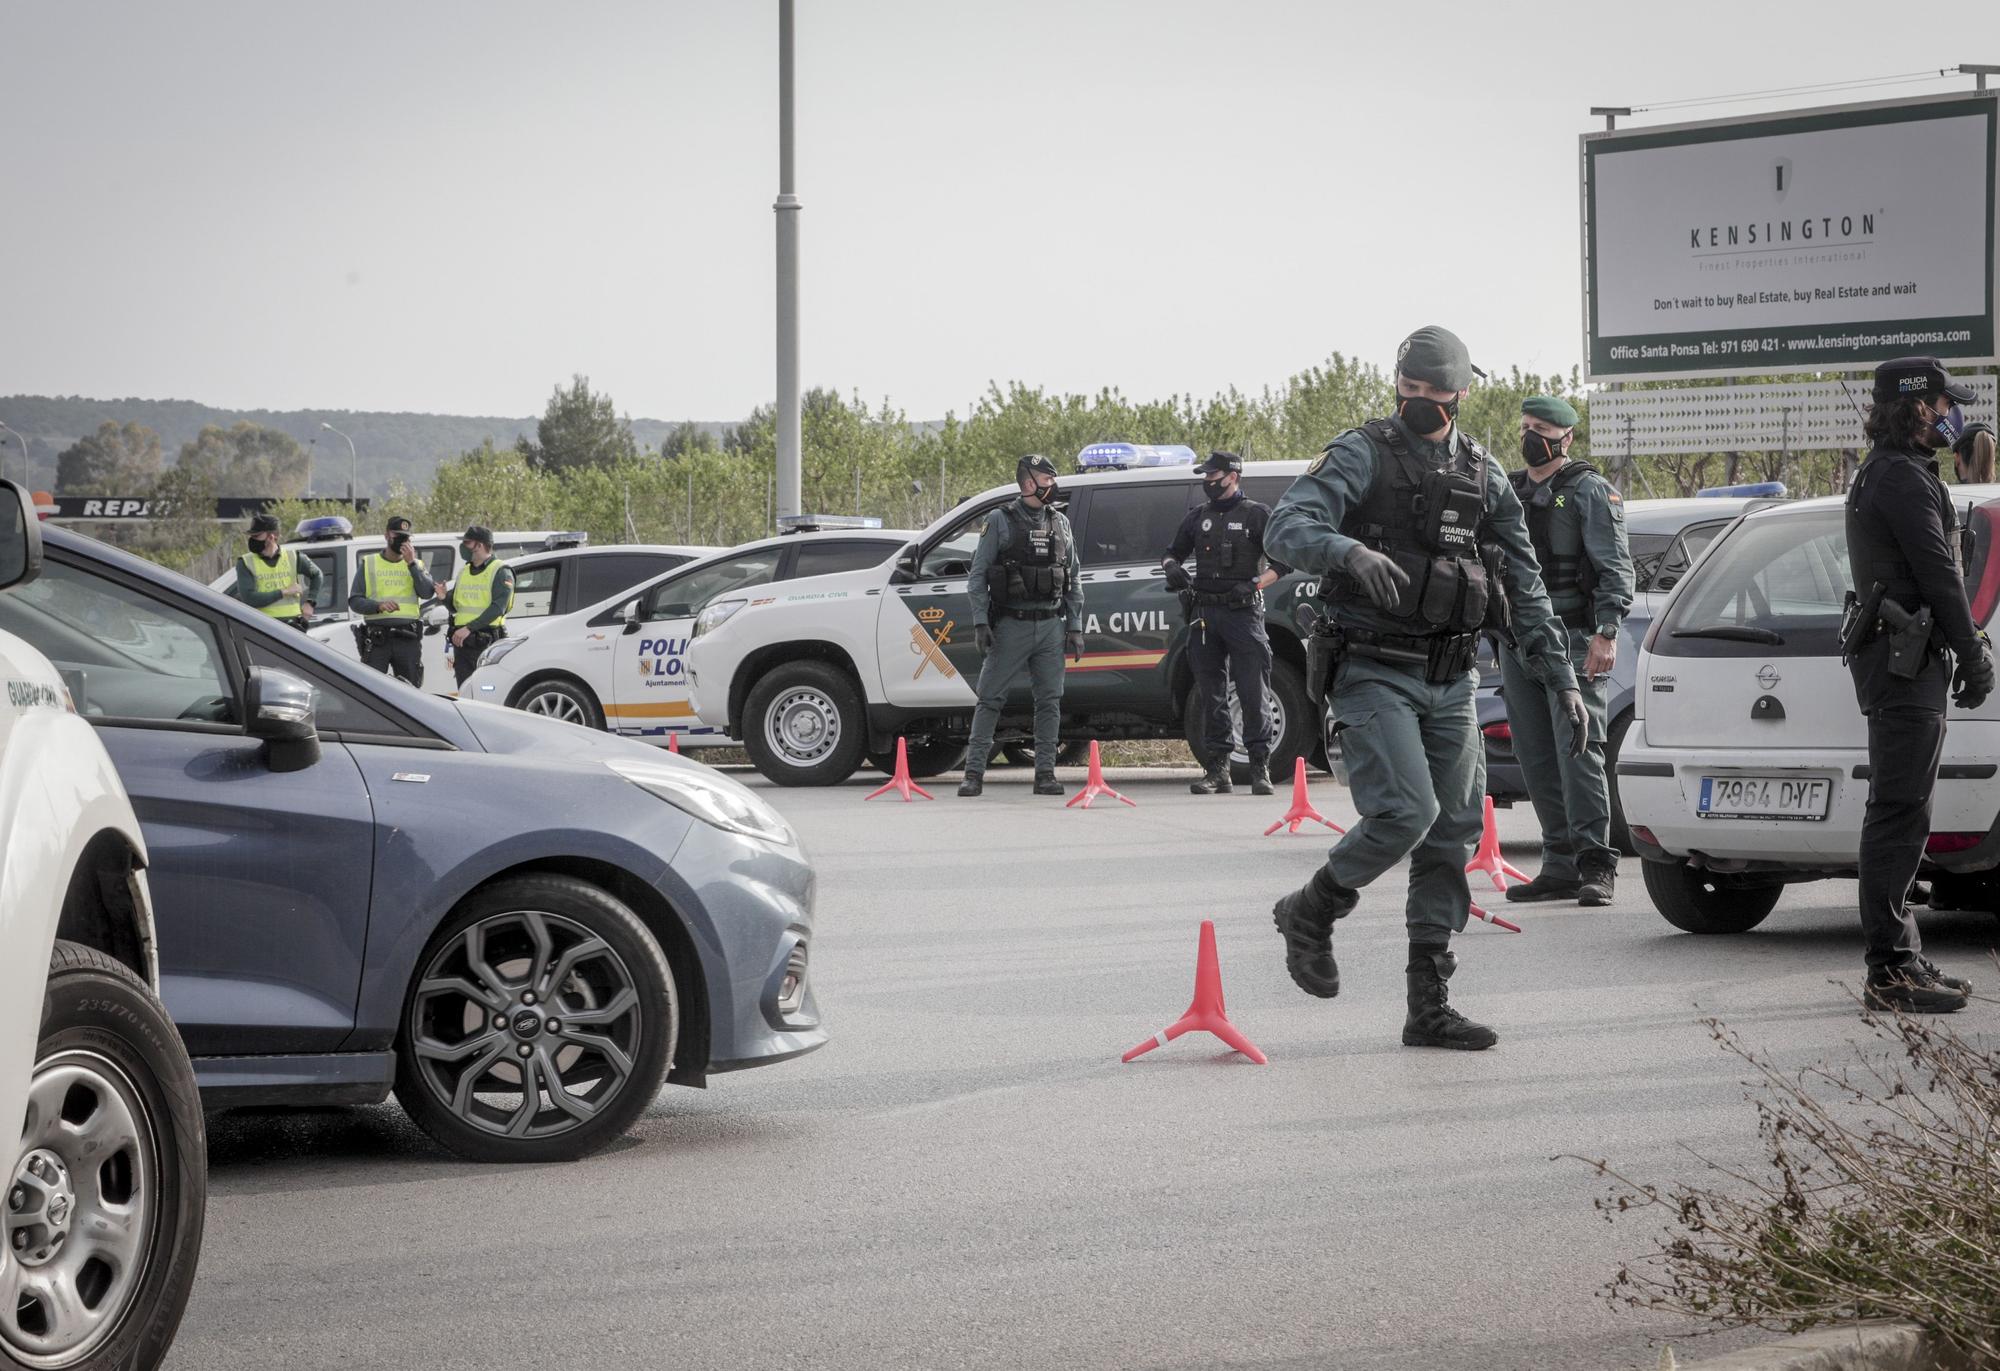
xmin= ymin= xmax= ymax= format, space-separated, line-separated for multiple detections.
xmin=240 ymin=549 xmax=303 ymax=619
xmin=451 ymin=558 xmax=507 ymax=628
xmin=361 ymin=555 xmax=419 ymax=622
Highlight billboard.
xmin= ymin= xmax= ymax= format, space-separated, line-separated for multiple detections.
xmin=1581 ymin=91 xmax=1997 ymax=381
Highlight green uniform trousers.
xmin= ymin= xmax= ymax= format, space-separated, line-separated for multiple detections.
xmin=1323 ymin=653 xmax=1483 ymax=945
xmin=965 ymin=614 xmax=1067 ymax=773
xmin=1500 ymin=628 xmax=1612 ymax=880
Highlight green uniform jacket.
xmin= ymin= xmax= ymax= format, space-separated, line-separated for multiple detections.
xmin=234 ymin=549 xmax=324 ymax=612
xmin=1518 ymin=460 xmax=1636 ymax=633
xmin=966 ymin=498 xmax=1084 ymax=632
xmin=1266 ymin=418 xmax=1579 ymax=692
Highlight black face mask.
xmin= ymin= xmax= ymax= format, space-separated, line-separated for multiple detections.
xmin=1398 ymin=393 xmax=1459 ymax=435
xmin=1203 ymin=478 xmax=1232 ymax=502
xmin=249 ymin=535 xmax=275 ymax=555
xmin=1521 ymin=431 xmax=1565 ymax=467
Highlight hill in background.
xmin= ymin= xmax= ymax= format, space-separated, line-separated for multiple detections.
xmin=0 ymin=395 xmax=734 ymax=496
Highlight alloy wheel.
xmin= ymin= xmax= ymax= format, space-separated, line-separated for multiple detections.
xmin=522 ymin=688 xmax=589 ymax=726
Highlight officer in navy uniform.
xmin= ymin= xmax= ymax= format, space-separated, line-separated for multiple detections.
xmin=1162 ymin=451 xmax=1287 ymax=796
xmin=959 ymin=454 xmax=1086 ymax=797
xmin=1263 ymin=325 xmax=1585 ymax=1052
xmin=1842 ymin=356 xmax=1992 ymax=1013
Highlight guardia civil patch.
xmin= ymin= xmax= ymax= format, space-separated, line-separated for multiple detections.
xmin=1307 ymin=450 xmax=1331 ymax=475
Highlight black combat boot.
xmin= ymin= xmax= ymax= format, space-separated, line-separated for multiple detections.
xmin=1189 ymin=757 xmax=1233 ymax=795
xmin=1271 ymin=867 xmax=1357 ymax=998
xmin=1248 ymin=756 xmax=1274 ymax=797
xmin=1503 ymin=871 xmax=1580 ymax=904
xmin=957 ymin=772 xmax=983 ymax=798
xmin=1577 ymin=856 xmax=1617 ymax=907
xmin=1863 ymin=960 xmax=1969 ymax=1014
xmin=1402 ymin=946 xmax=1498 ymax=1050
xmin=1033 ymin=771 xmax=1065 ymax=796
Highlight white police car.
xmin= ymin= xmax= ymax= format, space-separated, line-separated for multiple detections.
xmin=0 ymin=478 xmax=206 ymax=1370
xmin=459 ymin=522 xmax=916 ymax=747
xmin=685 ymin=450 xmax=1327 ymax=786
xmin=1618 ymin=486 xmax=2000 ymax=932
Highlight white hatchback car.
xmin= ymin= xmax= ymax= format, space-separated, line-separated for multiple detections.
xmin=0 ymin=479 xmax=206 ymax=1370
xmin=1618 ymin=485 xmax=2000 ymax=932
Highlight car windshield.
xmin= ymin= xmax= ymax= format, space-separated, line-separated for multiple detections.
xmin=1653 ymin=508 xmax=1848 ymax=657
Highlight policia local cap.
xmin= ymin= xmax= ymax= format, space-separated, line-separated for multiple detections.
xmin=1395 ymin=325 xmax=1487 ymax=391
xmin=1872 ymin=356 xmax=1976 ymax=405
xmin=1199 ymin=450 xmax=1243 ymax=474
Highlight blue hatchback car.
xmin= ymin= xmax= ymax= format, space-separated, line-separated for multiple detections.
xmin=0 ymin=525 xmax=824 ymax=1163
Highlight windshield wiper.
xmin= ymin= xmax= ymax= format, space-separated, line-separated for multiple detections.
xmin=1670 ymin=624 xmax=1786 ymax=644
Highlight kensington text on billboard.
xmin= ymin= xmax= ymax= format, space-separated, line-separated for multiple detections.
xmin=1689 ymin=213 xmax=1874 ymax=250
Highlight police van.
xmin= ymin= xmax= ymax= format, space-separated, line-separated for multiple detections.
xmin=685 ymin=448 xmax=1324 ymax=786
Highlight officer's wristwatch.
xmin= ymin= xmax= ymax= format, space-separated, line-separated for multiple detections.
xmin=1595 ymin=623 xmax=1619 ymax=640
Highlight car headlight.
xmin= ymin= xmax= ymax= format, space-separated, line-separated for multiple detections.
xmin=693 ymin=598 xmax=746 ymax=638
xmin=605 ymin=756 xmax=794 ymax=845
xmin=479 ymin=635 xmax=526 ymax=668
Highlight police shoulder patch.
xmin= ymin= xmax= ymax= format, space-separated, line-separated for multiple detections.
xmin=1306 ymin=450 xmax=1330 ymax=476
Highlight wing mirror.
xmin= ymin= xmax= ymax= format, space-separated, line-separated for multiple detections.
xmin=891 ymin=543 xmax=920 ymax=585
xmin=0 ymin=479 xmax=44 ymax=592
xmin=244 ymin=666 xmax=322 ymax=772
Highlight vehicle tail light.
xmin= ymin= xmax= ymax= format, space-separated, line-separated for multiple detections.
xmin=1630 ymin=825 xmax=1658 ymax=849
xmin=1968 ymin=504 xmax=2000 ymax=627
xmin=1925 ymin=832 xmax=1984 ymax=855
xmin=1481 ymin=722 xmax=1511 ymax=742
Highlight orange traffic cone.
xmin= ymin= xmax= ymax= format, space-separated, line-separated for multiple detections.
xmin=1264 ymin=757 xmax=1345 ymax=836
xmin=1065 ymin=739 xmax=1135 ymax=809
xmin=1467 ymin=901 xmax=1523 ymax=934
xmin=1465 ymin=795 xmax=1530 ymax=892
xmin=1122 ymin=920 xmax=1266 ymax=1064
xmin=863 ymin=737 xmax=934 ymax=802
xmin=667 ymin=732 xmax=681 ymax=755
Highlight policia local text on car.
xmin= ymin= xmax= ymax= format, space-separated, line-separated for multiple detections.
xmin=350 ymin=513 xmax=435 ymax=688
xmin=1502 ymin=394 xmax=1635 ymax=909
xmin=959 ymin=454 xmax=1085 ymax=798
xmin=1267 ymin=325 xmax=1586 ymax=1052
xmin=235 ymin=512 xmax=323 ymax=631
xmin=1839 ymin=356 xmax=1995 ymax=1015
xmin=444 ymin=524 xmax=512 ymax=690
xmin=1162 ymin=450 xmax=1288 ymax=797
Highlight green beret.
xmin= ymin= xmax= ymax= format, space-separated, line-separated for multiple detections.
xmin=1394 ymin=325 xmax=1478 ymax=391
xmin=1522 ymin=395 xmax=1579 ymax=428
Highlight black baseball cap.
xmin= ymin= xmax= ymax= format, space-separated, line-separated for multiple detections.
xmin=249 ymin=513 xmax=281 ymax=535
xmin=1871 ymin=356 xmax=1976 ymax=405
xmin=385 ymin=515 xmax=412 ymax=533
xmin=1017 ymin=454 xmax=1058 ymax=480
xmin=1200 ymin=451 xmax=1243 ymax=475
xmin=462 ymin=524 xmax=494 ymax=545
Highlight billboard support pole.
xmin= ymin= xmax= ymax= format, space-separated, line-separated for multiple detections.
xmin=1964 ymin=65 xmax=1996 ymax=92
xmin=1589 ymin=106 xmax=1631 ymax=131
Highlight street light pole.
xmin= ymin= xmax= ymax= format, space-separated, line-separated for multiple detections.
xmin=321 ymin=422 xmax=357 ymax=503
xmin=774 ymin=0 xmax=802 ymax=521
xmin=0 ymin=422 xmax=28 ymax=486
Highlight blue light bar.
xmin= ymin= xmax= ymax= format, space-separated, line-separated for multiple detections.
xmin=1075 ymin=443 xmax=1199 ymax=470
xmin=293 ymin=515 xmax=353 ymax=541
xmin=776 ymin=514 xmax=884 ymax=533
xmin=1696 ymin=482 xmax=1787 ymax=498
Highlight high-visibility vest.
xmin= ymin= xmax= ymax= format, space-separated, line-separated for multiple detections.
xmin=240 ymin=549 xmax=302 ymax=619
xmin=361 ymin=555 xmax=419 ymax=622
xmin=452 ymin=558 xmax=506 ymax=628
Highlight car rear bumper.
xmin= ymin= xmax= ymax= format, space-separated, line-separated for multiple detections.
xmin=1619 ymin=725 xmax=2000 ymax=872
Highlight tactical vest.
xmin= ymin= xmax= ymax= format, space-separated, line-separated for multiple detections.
xmin=1847 ymin=444 xmax=1957 ymax=615
xmin=1511 ymin=460 xmax=1601 ymax=625
xmin=1190 ymin=498 xmax=1260 ymax=592
xmin=361 ymin=555 xmax=419 ymax=622
xmin=1325 ymin=419 xmax=1490 ymax=634
xmin=452 ymin=558 xmax=506 ymax=628
xmin=240 ymin=549 xmax=302 ymax=619
xmin=993 ymin=501 xmax=1071 ymax=608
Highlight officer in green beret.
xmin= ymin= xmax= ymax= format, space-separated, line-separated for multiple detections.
xmin=1264 ymin=325 xmax=1585 ymax=1052
xmin=1501 ymin=395 xmax=1635 ymax=908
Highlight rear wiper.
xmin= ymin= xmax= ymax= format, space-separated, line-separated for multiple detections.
xmin=1669 ymin=624 xmax=1786 ymax=644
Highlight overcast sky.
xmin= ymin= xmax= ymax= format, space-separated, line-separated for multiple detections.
xmin=0 ymin=0 xmax=1977 ymax=421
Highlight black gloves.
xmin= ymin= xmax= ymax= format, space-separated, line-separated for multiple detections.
xmin=1953 ymin=636 xmax=1995 ymax=710
xmin=1341 ymin=544 xmax=1409 ymax=610
xmin=975 ymin=624 xmax=995 ymax=654
xmin=1558 ymin=688 xmax=1588 ymax=758
xmin=1162 ymin=560 xmax=1192 ymax=591
xmin=1065 ymin=631 xmax=1085 ymax=662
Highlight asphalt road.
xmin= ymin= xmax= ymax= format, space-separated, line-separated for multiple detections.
xmin=168 ymin=765 xmax=2000 ymax=1371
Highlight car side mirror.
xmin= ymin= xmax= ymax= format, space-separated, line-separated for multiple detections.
xmin=891 ymin=543 xmax=920 ymax=585
xmin=421 ymin=603 xmax=449 ymax=627
xmin=244 ymin=666 xmax=322 ymax=772
xmin=0 ymin=479 xmax=44 ymax=592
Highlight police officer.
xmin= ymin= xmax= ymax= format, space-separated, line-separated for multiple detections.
xmin=445 ymin=524 xmax=513 ymax=689
xmin=349 ymin=514 xmax=435 ymax=688
xmin=1952 ymin=420 xmax=1995 ymax=484
xmin=1842 ymin=357 xmax=1992 ymax=1013
xmin=1163 ymin=451 xmax=1287 ymax=796
xmin=959 ymin=454 xmax=1085 ymax=797
xmin=235 ymin=513 xmax=322 ymax=631
xmin=1501 ymin=395 xmax=1635 ymax=908
xmin=1264 ymin=326 xmax=1585 ymax=1051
